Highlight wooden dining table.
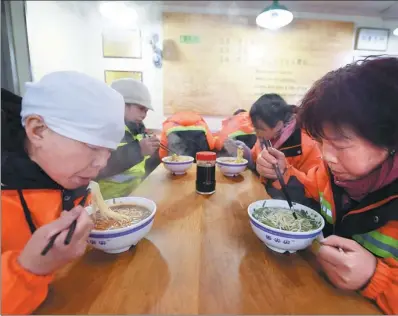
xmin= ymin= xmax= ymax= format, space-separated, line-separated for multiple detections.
xmin=36 ymin=165 xmax=381 ymax=315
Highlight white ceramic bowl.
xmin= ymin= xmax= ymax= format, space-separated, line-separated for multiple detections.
xmin=216 ymin=157 xmax=248 ymax=177
xmin=248 ymin=199 xmax=325 ymax=253
xmin=162 ymin=155 xmax=194 ymax=175
xmin=86 ymin=196 xmax=157 ymax=254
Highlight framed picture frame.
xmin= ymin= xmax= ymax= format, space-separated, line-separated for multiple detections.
xmin=104 ymin=70 xmax=143 ymax=85
xmin=354 ymin=28 xmax=389 ymax=51
xmin=353 ymin=54 xmax=398 ymax=63
xmin=102 ymin=29 xmax=142 ymax=59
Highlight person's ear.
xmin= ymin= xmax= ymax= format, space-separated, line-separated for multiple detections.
xmin=24 ymin=115 xmax=49 ymax=146
xmin=275 ymin=120 xmax=284 ymax=132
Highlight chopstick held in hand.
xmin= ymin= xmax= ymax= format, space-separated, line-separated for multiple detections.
xmin=41 ymin=189 xmax=90 ymax=255
xmin=64 ymin=189 xmax=90 ymax=245
xmin=261 ymin=140 xmax=297 ymax=219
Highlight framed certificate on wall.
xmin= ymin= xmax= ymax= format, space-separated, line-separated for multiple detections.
xmin=355 ymin=28 xmax=389 ymax=51
xmin=104 ymin=70 xmax=143 ymax=84
xmin=102 ymin=29 xmax=142 ymax=58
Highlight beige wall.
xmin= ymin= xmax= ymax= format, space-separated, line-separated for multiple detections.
xmin=22 ymin=1 xmax=398 ymax=130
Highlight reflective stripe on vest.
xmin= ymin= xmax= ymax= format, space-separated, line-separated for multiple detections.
xmin=166 ymin=125 xmax=207 ymax=136
xmin=353 ymin=231 xmax=398 ymax=259
xmin=99 ymin=130 xmax=149 ymax=199
xmin=319 ymin=192 xmax=334 ymax=224
xmin=106 ymin=173 xmax=139 ymax=183
xmin=228 ymin=130 xmax=256 ymax=139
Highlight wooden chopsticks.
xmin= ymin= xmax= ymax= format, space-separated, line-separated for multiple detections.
xmin=261 ymin=140 xmax=297 ymax=219
xmin=143 ymin=132 xmax=178 ymax=156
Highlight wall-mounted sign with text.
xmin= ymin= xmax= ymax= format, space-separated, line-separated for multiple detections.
xmin=355 ymin=28 xmax=389 ymax=51
xmin=180 ymin=35 xmax=200 ymax=44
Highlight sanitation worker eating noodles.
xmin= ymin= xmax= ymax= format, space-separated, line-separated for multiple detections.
xmin=1 ymin=71 xmax=125 ymax=314
xmin=256 ymin=57 xmax=398 ymax=314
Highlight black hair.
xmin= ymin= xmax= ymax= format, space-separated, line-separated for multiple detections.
xmin=1 ymin=88 xmax=26 ymax=153
xmin=249 ymin=93 xmax=297 ymax=128
xmin=233 ymin=109 xmax=247 ymax=115
xmin=299 ymin=57 xmax=398 ymax=151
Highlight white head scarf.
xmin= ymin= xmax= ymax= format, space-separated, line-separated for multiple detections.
xmin=21 ymin=71 xmax=125 ymax=150
xmin=110 ymin=78 xmax=153 ymax=110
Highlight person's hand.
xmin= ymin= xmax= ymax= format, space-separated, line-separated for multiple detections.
xmin=224 ymin=139 xmax=250 ymax=158
xmin=256 ymin=147 xmax=287 ymax=180
xmin=17 ymin=206 xmax=94 ymax=276
xmin=317 ymin=235 xmax=377 ymax=291
xmin=140 ymin=135 xmax=160 ymax=156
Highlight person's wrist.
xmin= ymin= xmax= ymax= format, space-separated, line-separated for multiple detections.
xmin=17 ymin=254 xmax=43 ymax=275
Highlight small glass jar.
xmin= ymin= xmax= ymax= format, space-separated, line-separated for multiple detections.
xmin=196 ymin=151 xmax=216 ymax=195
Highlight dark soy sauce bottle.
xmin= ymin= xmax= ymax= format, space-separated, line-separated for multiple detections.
xmin=196 ymin=151 xmax=216 ymax=195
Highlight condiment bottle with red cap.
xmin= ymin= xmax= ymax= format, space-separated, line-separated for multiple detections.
xmin=196 ymin=151 xmax=216 ymax=195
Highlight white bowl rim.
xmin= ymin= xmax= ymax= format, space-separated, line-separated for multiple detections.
xmin=86 ymin=196 xmax=157 ymax=234
xmin=216 ymin=157 xmax=248 ymax=166
xmin=162 ymin=155 xmax=194 ymax=164
xmin=248 ymin=199 xmax=325 ymax=237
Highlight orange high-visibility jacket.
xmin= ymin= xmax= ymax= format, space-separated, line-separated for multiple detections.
xmin=251 ymin=128 xmax=322 ymax=188
xmin=159 ymin=111 xmax=215 ymax=159
xmin=1 ymin=151 xmax=90 ymax=315
xmin=280 ymin=161 xmax=398 ymax=314
xmin=214 ymin=112 xmax=256 ymax=151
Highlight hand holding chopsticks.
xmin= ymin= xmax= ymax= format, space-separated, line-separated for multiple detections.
xmin=143 ymin=132 xmax=178 ymax=156
xmin=17 ymin=205 xmax=93 ymax=276
xmin=41 ymin=189 xmax=90 ymax=255
xmin=259 ymin=140 xmax=297 ymax=219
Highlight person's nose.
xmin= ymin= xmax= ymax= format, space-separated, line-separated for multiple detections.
xmin=92 ymin=149 xmax=111 ymax=169
xmin=321 ymin=142 xmax=338 ymax=164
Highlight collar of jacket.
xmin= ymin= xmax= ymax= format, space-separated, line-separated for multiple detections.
xmin=330 ymin=171 xmax=398 ymax=238
xmin=278 ymin=127 xmax=302 ymax=158
xmin=125 ymin=121 xmax=146 ymax=136
xmin=2 ymin=151 xmax=62 ymax=190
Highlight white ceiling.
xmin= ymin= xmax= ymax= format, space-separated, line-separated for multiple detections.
xmin=162 ymin=1 xmax=398 ymax=19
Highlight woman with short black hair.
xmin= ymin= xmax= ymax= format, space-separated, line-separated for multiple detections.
xmin=226 ymin=93 xmax=321 ymax=203
xmin=257 ymin=57 xmax=398 ymax=314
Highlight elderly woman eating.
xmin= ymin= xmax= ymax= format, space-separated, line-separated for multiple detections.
xmin=256 ymin=57 xmax=398 ymax=314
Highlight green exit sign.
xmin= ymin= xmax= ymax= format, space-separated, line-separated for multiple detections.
xmin=180 ymin=35 xmax=200 ymax=44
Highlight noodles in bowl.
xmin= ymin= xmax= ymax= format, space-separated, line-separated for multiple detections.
xmin=248 ymin=200 xmax=325 ymax=253
xmin=86 ymin=181 xmax=157 ymax=253
xmin=162 ymin=155 xmax=194 ymax=175
xmin=93 ymin=204 xmax=152 ymax=230
xmin=163 ymin=154 xmax=193 ymax=163
xmin=216 ymin=148 xmax=248 ymax=176
xmin=252 ymin=207 xmax=320 ymax=232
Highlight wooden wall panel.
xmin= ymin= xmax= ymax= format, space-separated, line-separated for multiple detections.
xmin=163 ymin=13 xmax=354 ymax=116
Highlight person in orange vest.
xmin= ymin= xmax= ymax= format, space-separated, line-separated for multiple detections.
xmin=214 ymin=109 xmax=257 ymax=155
xmin=225 ymin=94 xmax=321 ymax=205
xmin=1 ymin=71 xmax=126 ymax=314
xmin=159 ymin=111 xmax=215 ymax=160
xmin=257 ymin=58 xmax=398 ymax=314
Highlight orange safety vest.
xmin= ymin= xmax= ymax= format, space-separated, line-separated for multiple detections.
xmin=214 ymin=112 xmax=256 ymax=151
xmin=1 ymin=152 xmax=90 ymax=315
xmin=281 ymin=161 xmax=398 ymax=315
xmin=159 ymin=111 xmax=215 ymax=159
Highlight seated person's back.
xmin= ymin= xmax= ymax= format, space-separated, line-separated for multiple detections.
xmin=215 ymin=109 xmax=257 ymax=156
xmin=159 ymin=111 xmax=215 ymax=160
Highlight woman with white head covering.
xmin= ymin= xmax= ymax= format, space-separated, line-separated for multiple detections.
xmin=1 ymin=71 xmax=125 ymax=314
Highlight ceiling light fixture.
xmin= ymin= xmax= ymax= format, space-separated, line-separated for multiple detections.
xmin=256 ymin=0 xmax=293 ymax=31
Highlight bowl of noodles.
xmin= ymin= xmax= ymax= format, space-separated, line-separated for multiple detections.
xmin=248 ymin=199 xmax=325 ymax=253
xmin=86 ymin=185 xmax=157 ymax=254
xmin=162 ymin=154 xmax=194 ymax=175
xmin=216 ymin=146 xmax=248 ymax=177
xmin=216 ymin=157 xmax=248 ymax=177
